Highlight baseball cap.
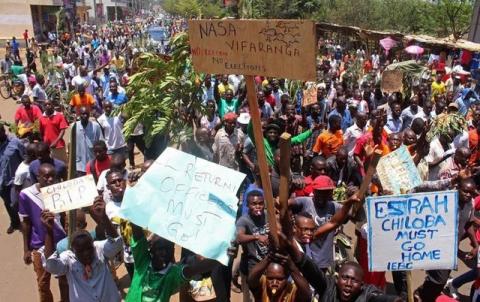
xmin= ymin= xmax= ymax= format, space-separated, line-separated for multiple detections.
xmin=312 ymin=175 xmax=335 ymax=191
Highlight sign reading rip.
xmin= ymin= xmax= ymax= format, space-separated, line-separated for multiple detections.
xmin=188 ymin=19 xmax=317 ymax=81
xmin=41 ymin=175 xmax=98 ymax=213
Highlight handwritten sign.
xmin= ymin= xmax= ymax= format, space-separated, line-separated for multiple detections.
xmin=366 ymin=191 xmax=458 ymax=271
xmin=119 ymin=148 xmax=246 ymax=265
xmin=188 ymin=19 xmax=317 ymax=81
xmin=376 ymin=145 xmax=422 ymax=194
xmin=381 ymin=70 xmax=403 ymax=93
xmin=302 ymin=86 xmax=318 ymax=107
xmin=41 ymin=175 xmax=98 ymax=213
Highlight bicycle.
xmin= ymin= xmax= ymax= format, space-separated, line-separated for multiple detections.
xmin=0 ymin=73 xmax=12 ymax=99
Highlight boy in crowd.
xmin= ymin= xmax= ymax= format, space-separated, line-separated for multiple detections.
xmin=43 ymin=195 xmax=123 ymax=302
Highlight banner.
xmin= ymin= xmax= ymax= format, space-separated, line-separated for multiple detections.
xmin=376 ymin=145 xmax=422 ymax=194
xmin=366 ymin=191 xmax=458 ymax=271
xmin=188 ymin=19 xmax=316 ymax=81
xmin=381 ymin=70 xmax=403 ymax=93
xmin=302 ymin=86 xmax=317 ymax=107
xmin=119 ymin=148 xmax=246 ymax=265
xmin=42 ymin=175 xmax=97 ymax=213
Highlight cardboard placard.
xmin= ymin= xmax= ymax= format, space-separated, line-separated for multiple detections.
xmin=188 ymin=19 xmax=317 ymax=81
xmin=381 ymin=70 xmax=403 ymax=93
xmin=42 ymin=175 xmax=98 ymax=213
xmin=119 ymin=148 xmax=246 ymax=265
xmin=302 ymin=86 xmax=318 ymax=107
xmin=376 ymin=145 xmax=422 ymax=194
xmin=366 ymin=191 xmax=458 ymax=271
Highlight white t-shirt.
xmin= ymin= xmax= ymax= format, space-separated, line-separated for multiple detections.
xmin=14 ymin=161 xmax=33 ymax=188
xmin=71 ymin=71 xmax=97 ymax=94
xmin=96 ymin=169 xmax=128 ymax=203
xmin=96 ymin=114 xmax=126 ymax=152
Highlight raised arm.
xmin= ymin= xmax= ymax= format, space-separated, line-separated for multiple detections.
xmin=286 ymin=257 xmax=312 ymax=302
xmin=314 ymin=194 xmax=360 ymax=239
xmin=247 ymin=255 xmax=270 ymax=297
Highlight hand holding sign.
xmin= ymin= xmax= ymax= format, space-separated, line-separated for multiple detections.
xmin=40 ymin=210 xmax=55 ymax=232
xmin=90 ymin=195 xmax=107 ymax=223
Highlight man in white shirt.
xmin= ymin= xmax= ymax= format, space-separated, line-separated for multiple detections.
xmin=96 ymin=101 xmax=127 ymax=155
xmin=400 ymin=95 xmax=425 ymax=131
xmin=343 ymin=112 xmax=368 ymax=156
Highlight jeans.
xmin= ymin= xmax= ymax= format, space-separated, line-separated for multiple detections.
xmin=1 ymin=185 xmax=20 ymax=227
xmin=32 ymin=250 xmax=69 ymax=302
xmin=452 ymin=267 xmax=478 ymax=289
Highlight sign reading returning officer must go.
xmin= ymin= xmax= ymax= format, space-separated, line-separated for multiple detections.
xmin=188 ymin=19 xmax=317 ymax=81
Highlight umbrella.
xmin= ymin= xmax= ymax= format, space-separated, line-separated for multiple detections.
xmin=379 ymin=36 xmax=397 ymax=55
xmin=405 ymin=45 xmax=424 ymax=55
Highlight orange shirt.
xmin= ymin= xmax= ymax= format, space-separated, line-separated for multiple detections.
xmin=69 ymin=93 xmax=95 ymax=113
xmin=469 ymin=129 xmax=480 ymax=165
xmin=312 ymin=129 xmax=344 ymax=158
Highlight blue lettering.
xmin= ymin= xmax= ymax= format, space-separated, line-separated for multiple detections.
xmin=375 ymin=201 xmax=388 ymax=219
xmin=408 ymin=198 xmax=422 ymax=214
xmin=420 ymin=196 xmax=435 ymax=214
xmin=435 ymin=215 xmax=447 ymax=227
xmin=382 ymin=219 xmax=391 ymax=231
xmin=435 ymin=194 xmax=448 ymax=214
xmin=388 ymin=201 xmax=405 ymax=216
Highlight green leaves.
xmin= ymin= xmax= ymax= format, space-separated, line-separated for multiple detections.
xmin=122 ymin=32 xmax=204 ymax=147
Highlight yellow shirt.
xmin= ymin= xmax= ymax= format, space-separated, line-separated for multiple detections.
xmin=431 ymin=81 xmax=446 ymax=98
xmin=111 ymin=56 xmax=126 ymax=71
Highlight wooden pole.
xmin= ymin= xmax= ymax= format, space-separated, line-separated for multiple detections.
xmin=245 ymin=75 xmax=279 ymax=248
xmin=67 ymin=122 xmax=77 ymax=248
xmin=406 ymin=271 xmax=414 ymax=302
xmin=278 ymin=132 xmax=292 ymax=238
xmin=353 ymin=149 xmax=383 ymax=216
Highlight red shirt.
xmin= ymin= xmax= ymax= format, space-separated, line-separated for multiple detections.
xmin=39 ymin=112 xmax=69 ymax=149
xmin=86 ymin=156 xmax=111 ymax=179
xmin=353 ymin=129 xmax=389 ymax=176
xmin=265 ymin=94 xmax=276 ymax=109
xmin=14 ymin=105 xmax=42 ymax=125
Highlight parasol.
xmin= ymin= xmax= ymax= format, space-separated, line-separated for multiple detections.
xmin=405 ymin=45 xmax=424 ymax=55
xmin=379 ymin=37 xmax=397 ymax=55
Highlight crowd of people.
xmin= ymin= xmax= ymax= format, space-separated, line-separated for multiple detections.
xmin=2 ymin=11 xmax=480 ymax=302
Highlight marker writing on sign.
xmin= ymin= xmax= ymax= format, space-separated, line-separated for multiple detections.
xmin=377 ymin=193 xmax=449 ymax=270
xmin=50 ymin=185 xmax=87 ymax=210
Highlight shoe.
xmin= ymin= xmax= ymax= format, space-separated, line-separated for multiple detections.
xmin=444 ymin=278 xmax=459 ymax=300
xmin=6 ymin=225 xmax=18 ymax=234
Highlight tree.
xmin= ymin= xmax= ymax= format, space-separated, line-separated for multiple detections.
xmin=434 ymin=0 xmax=473 ymax=39
xmin=162 ymin=0 xmax=224 ymax=18
xmin=122 ymin=33 xmax=204 ymax=147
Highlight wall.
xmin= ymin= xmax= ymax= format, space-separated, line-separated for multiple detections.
xmin=0 ymin=0 xmax=62 ymax=40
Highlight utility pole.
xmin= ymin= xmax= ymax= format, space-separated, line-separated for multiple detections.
xmin=114 ymin=0 xmax=118 ymax=21
xmin=469 ymin=0 xmax=480 ymax=42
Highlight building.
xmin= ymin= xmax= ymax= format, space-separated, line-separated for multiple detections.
xmin=84 ymin=0 xmax=129 ymax=23
xmin=0 ymin=0 xmax=64 ymax=40
xmin=0 ymin=0 xmax=131 ymax=41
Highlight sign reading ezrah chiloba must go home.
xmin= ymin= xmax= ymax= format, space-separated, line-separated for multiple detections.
xmin=188 ymin=19 xmax=316 ymax=81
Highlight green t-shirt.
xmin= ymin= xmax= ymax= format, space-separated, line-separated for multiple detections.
xmin=126 ymin=236 xmax=186 ymax=302
xmin=10 ymin=65 xmax=24 ymax=76
xmin=217 ymin=98 xmax=240 ymax=119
